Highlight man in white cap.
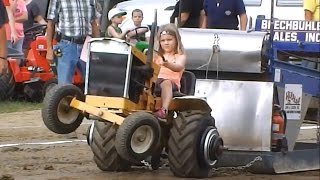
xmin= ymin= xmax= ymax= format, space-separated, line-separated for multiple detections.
xmin=106 ymin=7 xmax=128 ymax=39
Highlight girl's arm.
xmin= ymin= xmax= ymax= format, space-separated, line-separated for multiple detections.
xmin=126 ymin=27 xmax=148 ymax=38
xmin=5 ymin=6 xmax=17 ymax=43
xmin=304 ymin=10 xmax=313 ymax=21
xmin=14 ymin=11 xmax=27 ymax=23
xmin=163 ymin=54 xmax=186 ymax=72
xmin=107 ymin=26 xmax=128 ymax=39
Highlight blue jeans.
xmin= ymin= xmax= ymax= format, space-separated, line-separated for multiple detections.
xmin=7 ymin=38 xmax=24 ymax=54
xmin=55 ymin=40 xmax=85 ymax=85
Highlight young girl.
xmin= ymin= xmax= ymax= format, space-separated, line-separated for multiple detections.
xmin=153 ymin=23 xmax=186 ymax=119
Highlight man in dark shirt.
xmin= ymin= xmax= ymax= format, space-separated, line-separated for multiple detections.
xmin=0 ymin=0 xmax=8 ymax=74
xmin=202 ymin=0 xmax=248 ymax=30
xmin=23 ymin=0 xmax=47 ymax=30
xmin=23 ymin=0 xmax=47 ymax=51
xmin=170 ymin=0 xmax=204 ymax=28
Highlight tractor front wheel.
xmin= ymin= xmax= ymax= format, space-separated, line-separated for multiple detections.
xmin=41 ymin=84 xmax=84 ymax=134
xmin=90 ymin=120 xmax=131 ymax=171
xmin=168 ymin=110 xmax=223 ymax=178
xmin=115 ymin=112 xmax=161 ymax=163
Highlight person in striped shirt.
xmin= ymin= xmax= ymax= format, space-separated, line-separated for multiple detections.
xmin=46 ymin=0 xmax=100 ymax=85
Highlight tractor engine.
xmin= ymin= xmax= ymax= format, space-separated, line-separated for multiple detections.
xmin=86 ymin=39 xmax=150 ymax=104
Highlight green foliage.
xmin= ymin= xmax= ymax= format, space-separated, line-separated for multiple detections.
xmin=0 ymin=101 xmax=41 ymax=114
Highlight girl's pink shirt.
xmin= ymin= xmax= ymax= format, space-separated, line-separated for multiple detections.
xmin=5 ymin=0 xmax=27 ymax=40
xmin=154 ymin=54 xmax=184 ymax=89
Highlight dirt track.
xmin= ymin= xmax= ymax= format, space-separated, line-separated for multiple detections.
xmin=0 ymin=110 xmax=319 ymax=180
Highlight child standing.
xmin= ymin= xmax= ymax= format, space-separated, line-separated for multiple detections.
xmin=123 ymin=9 xmax=149 ymax=43
xmin=106 ymin=8 xmax=128 ymax=39
xmin=5 ymin=0 xmax=27 ymax=54
xmin=153 ymin=24 xmax=186 ymax=119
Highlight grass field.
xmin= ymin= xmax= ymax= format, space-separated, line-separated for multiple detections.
xmin=0 ymin=101 xmax=42 ymax=114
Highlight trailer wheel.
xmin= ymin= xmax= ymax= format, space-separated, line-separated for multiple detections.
xmin=91 ymin=121 xmax=131 ymax=171
xmin=42 ymin=84 xmax=84 ymax=134
xmin=115 ymin=112 xmax=161 ymax=163
xmin=0 ymin=69 xmax=15 ymax=101
xmin=168 ymin=110 xmax=221 ymax=178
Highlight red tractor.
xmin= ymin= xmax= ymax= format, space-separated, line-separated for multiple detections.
xmin=0 ymin=24 xmax=83 ymax=102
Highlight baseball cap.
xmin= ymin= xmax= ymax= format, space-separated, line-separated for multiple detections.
xmin=108 ymin=8 xmax=127 ymax=20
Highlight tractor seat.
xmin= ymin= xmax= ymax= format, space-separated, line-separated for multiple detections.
xmin=179 ymin=71 xmax=196 ymax=95
xmin=154 ymin=71 xmax=196 ymax=97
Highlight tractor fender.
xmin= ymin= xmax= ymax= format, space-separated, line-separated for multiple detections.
xmin=168 ymin=96 xmax=211 ymax=113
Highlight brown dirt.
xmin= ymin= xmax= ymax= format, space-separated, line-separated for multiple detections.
xmin=0 ymin=110 xmax=319 ymax=180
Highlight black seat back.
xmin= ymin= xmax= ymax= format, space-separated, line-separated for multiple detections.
xmin=180 ymin=71 xmax=196 ymax=95
xmin=153 ymin=71 xmax=196 ymax=97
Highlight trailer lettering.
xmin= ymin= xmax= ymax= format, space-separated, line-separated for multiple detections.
xmin=305 ymin=32 xmax=320 ymax=42
xmin=261 ymin=19 xmax=269 ymax=30
xmin=273 ymin=32 xmax=297 ymax=42
xmin=260 ymin=20 xmax=320 ymax=31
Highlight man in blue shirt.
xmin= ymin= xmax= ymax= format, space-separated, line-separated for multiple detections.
xmin=170 ymin=0 xmax=204 ymax=28
xmin=201 ymin=0 xmax=248 ymax=30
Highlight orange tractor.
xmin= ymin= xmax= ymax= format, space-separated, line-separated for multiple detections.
xmin=0 ymin=24 xmax=82 ymax=102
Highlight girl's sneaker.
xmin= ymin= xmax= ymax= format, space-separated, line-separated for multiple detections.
xmin=154 ymin=107 xmax=167 ymax=119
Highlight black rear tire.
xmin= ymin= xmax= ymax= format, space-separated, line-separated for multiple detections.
xmin=0 ymin=69 xmax=15 ymax=101
xmin=41 ymin=84 xmax=84 ymax=134
xmin=115 ymin=112 xmax=161 ymax=163
xmin=91 ymin=120 xmax=131 ymax=171
xmin=42 ymin=78 xmax=58 ymax=96
xmin=168 ymin=110 xmax=215 ymax=178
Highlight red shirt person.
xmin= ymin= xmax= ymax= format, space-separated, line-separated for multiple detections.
xmin=3 ymin=0 xmax=18 ymax=43
xmin=0 ymin=0 xmax=9 ymax=74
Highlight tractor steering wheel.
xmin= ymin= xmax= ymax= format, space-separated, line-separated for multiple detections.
xmin=24 ymin=24 xmax=47 ymax=41
xmin=128 ymin=26 xmax=149 ymax=42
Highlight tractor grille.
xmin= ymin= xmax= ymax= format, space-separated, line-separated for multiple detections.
xmin=87 ymin=52 xmax=129 ymax=97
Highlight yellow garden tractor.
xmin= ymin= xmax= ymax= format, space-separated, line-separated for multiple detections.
xmin=41 ymin=15 xmax=224 ymax=178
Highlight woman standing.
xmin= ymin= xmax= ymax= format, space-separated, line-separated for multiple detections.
xmin=5 ymin=0 xmax=27 ymax=54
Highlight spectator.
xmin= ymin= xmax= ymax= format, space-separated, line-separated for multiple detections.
xmin=302 ymin=0 xmax=319 ymax=70
xmin=23 ymin=0 xmax=47 ymax=52
xmin=202 ymin=0 xmax=248 ymax=30
xmin=23 ymin=0 xmax=46 ymax=30
xmin=153 ymin=24 xmax=186 ymax=119
xmin=122 ymin=9 xmax=149 ymax=44
xmin=5 ymin=0 xmax=28 ymax=54
xmin=3 ymin=0 xmax=18 ymax=44
xmin=79 ymin=1 xmax=103 ymax=73
xmin=0 ymin=0 xmax=8 ymax=74
xmin=304 ymin=0 xmax=319 ymax=21
xmin=170 ymin=0 xmax=205 ymax=28
xmin=46 ymin=0 xmax=100 ymax=85
xmin=106 ymin=7 xmax=128 ymax=39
